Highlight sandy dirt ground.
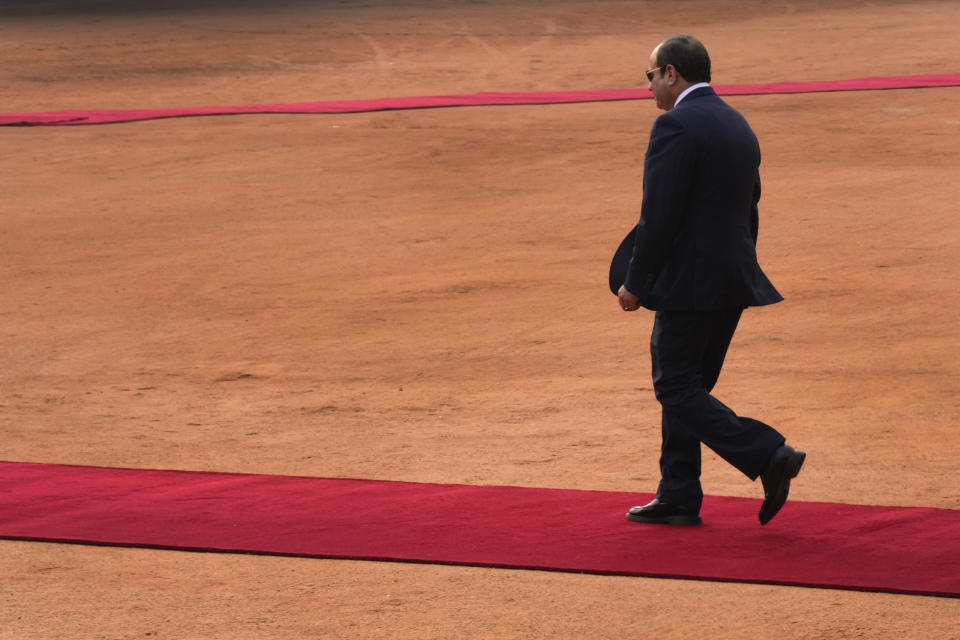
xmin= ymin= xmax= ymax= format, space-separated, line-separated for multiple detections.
xmin=2 ymin=0 xmax=959 ymax=637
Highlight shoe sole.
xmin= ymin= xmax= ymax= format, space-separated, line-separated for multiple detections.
xmin=625 ymin=512 xmax=702 ymax=526
xmin=759 ymin=450 xmax=806 ymax=525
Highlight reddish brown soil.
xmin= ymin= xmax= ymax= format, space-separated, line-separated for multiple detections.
xmin=2 ymin=1 xmax=958 ymax=638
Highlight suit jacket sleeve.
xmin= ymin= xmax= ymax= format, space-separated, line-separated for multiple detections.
xmin=624 ymin=112 xmax=695 ymax=299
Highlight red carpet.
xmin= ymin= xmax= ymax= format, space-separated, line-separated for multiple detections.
xmin=1 ymin=462 xmax=957 ymax=597
xmin=2 ymin=74 xmax=958 ymax=126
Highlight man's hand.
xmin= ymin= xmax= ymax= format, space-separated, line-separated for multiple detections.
xmin=618 ymin=285 xmax=641 ymax=311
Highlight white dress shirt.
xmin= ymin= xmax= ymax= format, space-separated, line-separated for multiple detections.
xmin=674 ymin=82 xmax=711 ymax=107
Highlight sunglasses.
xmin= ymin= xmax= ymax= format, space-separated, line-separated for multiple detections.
xmin=645 ymin=66 xmax=663 ymax=82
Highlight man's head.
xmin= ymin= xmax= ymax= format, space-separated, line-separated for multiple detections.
xmin=646 ymin=35 xmax=711 ymax=111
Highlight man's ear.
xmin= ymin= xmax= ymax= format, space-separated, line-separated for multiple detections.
xmin=665 ymin=64 xmax=678 ymax=84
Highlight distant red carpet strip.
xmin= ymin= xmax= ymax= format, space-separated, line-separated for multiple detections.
xmin=1 ymin=461 xmax=957 ymax=597
xmin=1 ymin=74 xmax=958 ymax=126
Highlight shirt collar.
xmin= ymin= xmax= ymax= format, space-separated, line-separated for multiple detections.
xmin=674 ymin=82 xmax=711 ymax=107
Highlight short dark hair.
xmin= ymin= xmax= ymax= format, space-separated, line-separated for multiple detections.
xmin=656 ymin=35 xmax=711 ymax=83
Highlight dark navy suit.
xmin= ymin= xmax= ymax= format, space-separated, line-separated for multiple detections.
xmin=625 ymin=86 xmax=785 ymax=510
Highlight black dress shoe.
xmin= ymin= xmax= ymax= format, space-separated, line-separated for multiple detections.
xmin=758 ymin=444 xmax=806 ymax=525
xmin=626 ymin=498 xmax=702 ymax=526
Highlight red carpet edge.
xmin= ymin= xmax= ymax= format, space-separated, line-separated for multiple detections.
xmin=1 ymin=461 xmax=958 ymax=598
xmin=1 ymin=74 xmax=958 ymax=126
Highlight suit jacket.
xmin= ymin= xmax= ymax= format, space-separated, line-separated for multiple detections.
xmin=624 ymin=86 xmax=783 ymax=310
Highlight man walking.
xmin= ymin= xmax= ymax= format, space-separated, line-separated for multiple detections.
xmin=618 ymin=35 xmax=805 ymax=526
